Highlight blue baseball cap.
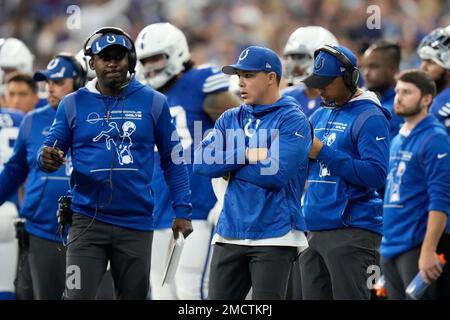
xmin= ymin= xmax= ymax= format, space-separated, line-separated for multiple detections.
xmin=90 ymin=34 xmax=132 ymax=55
xmin=222 ymin=46 xmax=282 ymax=78
xmin=304 ymin=45 xmax=358 ymax=89
xmin=34 ymin=56 xmax=79 ymax=81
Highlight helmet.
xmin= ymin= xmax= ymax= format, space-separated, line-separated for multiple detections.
xmin=122 ymin=121 xmax=136 ymax=134
xmin=135 ymin=23 xmax=190 ymax=89
xmin=0 ymin=37 xmax=34 ymax=74
xmin=75 ymin=49 xmax=96 ymax=80
xmin=133 ymin=60 xmax=146 ymax=84
xmin=283 ymin=26 xmax=338 ymax=85
xmin=417 ymin=26 xmax=450 ymax=69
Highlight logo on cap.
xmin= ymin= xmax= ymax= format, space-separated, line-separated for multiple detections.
xmin=315 ymin=57 xmax=324 ymax=71
xmin=239 ymin=49 xmax=250 ymax=61
xmin=106 ymin=35 xmax=116 ymax=44
xmin=47 ymin=58 xmax=60 ymax=70
xmin=265 ymin=62 xmax=272 ymax=69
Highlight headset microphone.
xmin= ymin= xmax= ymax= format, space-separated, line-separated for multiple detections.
xmin=117 ymin=72 xmax=135 ymax=91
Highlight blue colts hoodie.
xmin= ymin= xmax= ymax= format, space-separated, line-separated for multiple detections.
xmin=381 ymin=115 xmax=450 ymax=260
xmin=40 ymin=79 xmax=192 ymax=231
xmin=304 ymin=91 xmax=391 ymax=235
xmin=193 ymin=96 xmax=312 ymax=239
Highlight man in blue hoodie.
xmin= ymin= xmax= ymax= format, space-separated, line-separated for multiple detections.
xmin=38 ymin=28 xmax=192 ymax=300
xmin=193 ymin=46 xmax=312 ymax=299
xmin=381 ymin=69 xmax=450 ymax=300
xmin=0 ymin=53 xmax=85 ymax=299
xmin=300 ymin=45 xmax=391 ymax=299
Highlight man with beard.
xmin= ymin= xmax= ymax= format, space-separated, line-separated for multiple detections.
xmin=417 ymin=26 xmax=450 ymax=135
xmin=381 ymin=69 xmax=450 ymax=300
xmin=38 ymin=28 xmax=193 ymax=299
xmin=362 ymin=41 xmax=404 ymax=140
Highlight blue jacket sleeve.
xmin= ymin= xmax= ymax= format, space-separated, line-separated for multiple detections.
xmin=233 ymin=111 xmax=312 ymax=190
xmin=153 ymin=96 xmax=192 ymax=219
xmin=423 ymin=134 xmax=450 ymax=216
xmin=193 ymin=110 xmax=246 ymax=177
xmin=317 ymin=114 xmax=389 ymax=189
xmin=0 ymin=117 xmax=30 ymax=205
xmin=38 ymin=99 xmax=72 ymax=171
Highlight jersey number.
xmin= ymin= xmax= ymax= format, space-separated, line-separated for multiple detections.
xmin=0 ymin=127 xmax=19 ymax=171
xmin=169 ymin=106 xmax=193 ymax=150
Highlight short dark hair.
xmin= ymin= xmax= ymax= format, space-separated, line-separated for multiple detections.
xmin=261 ymin=71 xmax=281 ymax=85
xmin=396 ymin=69 xmax=437 ymax=97
xmin=368 ymin=40 xmax=401 ymax=68
xmin=6 ymin=72 xmax=38 ymax=93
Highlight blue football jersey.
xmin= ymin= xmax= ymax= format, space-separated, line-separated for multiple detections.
xmin=282 ymin=84 xmax=322 ymax=119
xmin=0 ymin=107 xmax=24 ymax=207
xmin=1 ymin=105 xmax=73 ymax=240
xmin=152 ymin=65 xmax=230 ymax=228
xmin=429 ymin=87 xmax=450 ymax=135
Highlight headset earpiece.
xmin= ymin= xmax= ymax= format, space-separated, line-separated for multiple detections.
xmin=315 ymin=45 xmax=359 ymax=91
xmin=83 ymin=27 xmax=137 ymax=75
xmin=55 ymin=52 xmax=87 ymax=91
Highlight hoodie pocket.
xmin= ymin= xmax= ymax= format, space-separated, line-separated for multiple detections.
xmin=304 ymin=179 xmax=349 ymax=230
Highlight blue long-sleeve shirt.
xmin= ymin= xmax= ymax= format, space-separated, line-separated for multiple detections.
xmin=0 ymin=105 xmax=71 ymax=241
xmin=194 ymin=96 xmax=312 ymax=239
xmin=39 ymin=79 xmax=192 ymax=231
xmin=381 ymin=115 xmax=450 ymax=259
xmin=429 ymin=87 xmax=450 ymax=135
xmin=304 ymin=91 xmax=391 ymax=234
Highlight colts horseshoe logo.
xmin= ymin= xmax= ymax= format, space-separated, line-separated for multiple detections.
xmin=239 ymin=49 xmax=250 ymax=61
xmin=47 ymin=58 xmax=60 ymax=70
xmin=315 ymin=57 xmax=325 ymax=71
xmin=106 ymin=35 xmax=116 ymax=43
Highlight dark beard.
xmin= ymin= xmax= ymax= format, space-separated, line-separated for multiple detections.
xmin=395 ymin=101 xmax=422 ymax=117
xmin=434 ymin=70 xmax=447 ymax=93
xmin=367 ymin=82 xmax=391 ymax=96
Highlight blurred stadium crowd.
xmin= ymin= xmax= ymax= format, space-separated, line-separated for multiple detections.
xmin=0 ymin=0 xmax=449 ymax=72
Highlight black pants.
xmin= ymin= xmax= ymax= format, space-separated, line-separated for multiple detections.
xmin=436 ymin=233 xmax=450 ymax=299
xmin=285 ymin=255 xmax=303 ymax=300
xmin=208 ymin=243 xmax=297 ymax=300
xmin=28 ymin=234 xmax=66 ymax=300
xmin=299 ymin=228 xmax=381 ymax=300
xmin=95 ymin=269 xmax=116 ymax=300
xmin=381 ymin=233 xmax=450 ymax=300
xmin=14 ymin=241 xmax=34 ymax=300
xmin=64 ymin=214 xmax=153 ymax=300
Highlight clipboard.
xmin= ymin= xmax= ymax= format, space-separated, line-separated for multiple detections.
xmin=161 ymin=232 xmax=184 ymax=286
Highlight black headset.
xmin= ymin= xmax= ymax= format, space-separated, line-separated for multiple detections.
xmin=314 ymin=45 xmax=360 ymax=91
xmin=55 ymin=52 xmax=87 ymax=91
xmin=83 ymin=27 xmax=137 ymax=75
